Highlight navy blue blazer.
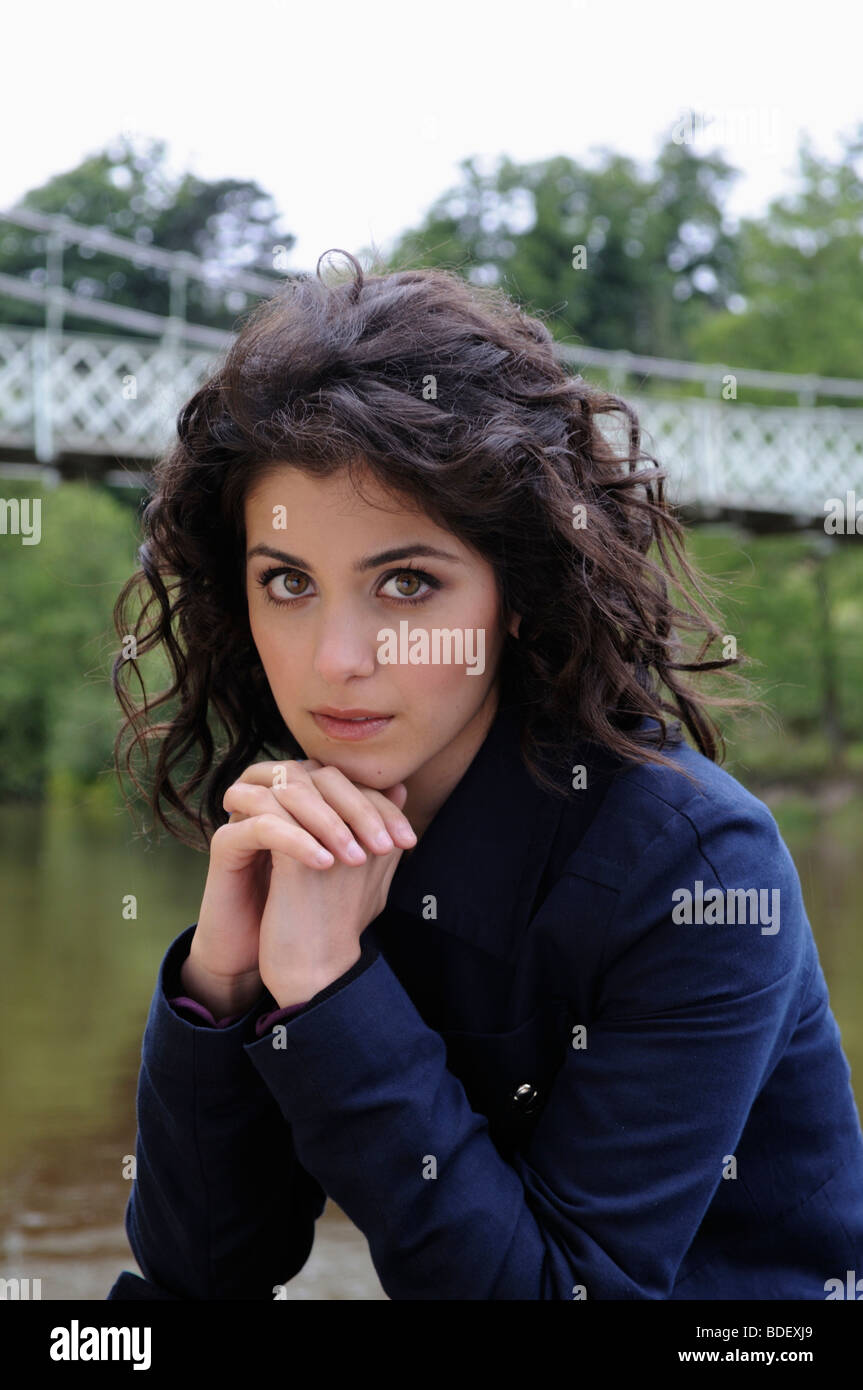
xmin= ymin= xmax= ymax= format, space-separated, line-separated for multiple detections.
xmin=107 ymin=702 xmax=863 ymax=1300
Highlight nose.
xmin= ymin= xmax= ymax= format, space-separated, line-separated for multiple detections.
xmin=311 ymin=608 xmax=378 ymax=684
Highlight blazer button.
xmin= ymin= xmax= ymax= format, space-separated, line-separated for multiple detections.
xmin=511 ymin=1082 xmax=539 ymax=1113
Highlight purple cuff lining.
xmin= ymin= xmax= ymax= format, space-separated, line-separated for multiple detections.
xmin=254 ymin=1003 xmax=309 ymax=1037
xmin=167 ymin=995 xmax=310 ymax=1037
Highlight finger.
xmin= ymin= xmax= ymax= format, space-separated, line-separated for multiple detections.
xmin=224 ymin=781 xmax=273 ymax=824
xmin=231 ymin=762 xmax=415 ymax=846
xmin=235 ymin=759 xmax=320 ymax=786
xmin=267 ymin=778 xmax=374 ymax=865
xmin=352 ymin=782 xmax=417 ymax=847
xmin=211 ymin=813 xmax=335 ymax=870
xmin=225 ymin=779 xmax=370 ymax=865
xmin=307 ymin=766 xmax=413 ymax=853
xmin=224 ymin=782 xmax=282 ymax=820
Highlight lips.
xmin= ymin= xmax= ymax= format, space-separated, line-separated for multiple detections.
xmin=310 ymin=709 xmax=395 ymax=741
xmin=312 ymin=708 xmax=391 ymax=719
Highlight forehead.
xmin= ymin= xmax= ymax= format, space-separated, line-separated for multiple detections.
xmin=242 ymin=464 xmax=467 ymax=557
xmin=245 ymin=462 xmax=421 ymax=518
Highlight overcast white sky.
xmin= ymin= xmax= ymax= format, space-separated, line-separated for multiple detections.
xmin=3 ymin=0 xmax=861 ymax=273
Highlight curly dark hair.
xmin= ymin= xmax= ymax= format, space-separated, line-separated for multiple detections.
xmin=112 ymin=248 xmax=755 ymax=850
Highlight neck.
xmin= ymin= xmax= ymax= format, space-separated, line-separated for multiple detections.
xmin=401 ymin=685 xmax=501 ymax=844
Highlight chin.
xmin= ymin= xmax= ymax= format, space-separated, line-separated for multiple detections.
xmin=291 ymin=712 xmax=434 ymax=783
xmin=300 ymin=738 xmax=399 ymax=780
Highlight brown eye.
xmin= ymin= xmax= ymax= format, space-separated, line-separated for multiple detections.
xmin=280 ymin=570 xmax=309 ymax=596
xmin=255 ymin=566 xmax=314 ymax=606
xmin=378 ymin=567 xmax=441 ymax=605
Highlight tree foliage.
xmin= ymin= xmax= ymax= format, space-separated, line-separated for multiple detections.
xmin=0 ymin=133 xmax=292 ymax=336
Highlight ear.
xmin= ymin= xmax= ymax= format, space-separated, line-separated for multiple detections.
xmin=507 ymin=611 xmax=521 ymax=639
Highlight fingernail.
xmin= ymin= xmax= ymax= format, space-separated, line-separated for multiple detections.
xmin=315 ymin=848 xmax=335 ymax=866
xmin=374 ymin=831 xmax=394 ymax=851
xmin=346 ymin=840 xmax=366 ymax=862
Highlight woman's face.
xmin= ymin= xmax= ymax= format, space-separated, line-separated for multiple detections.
xmin=244 ymin=462 xmax=518 ymax=797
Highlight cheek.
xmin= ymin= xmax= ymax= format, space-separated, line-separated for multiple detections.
xmin=391 ymin=605 xmax=501 ymax=701
xmin=250 ymin=615 xmax=302 ymax=692
xmin=396 ymin=662 xmax=471 ymax=699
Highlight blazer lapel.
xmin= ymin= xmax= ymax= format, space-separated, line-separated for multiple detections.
xmin=384 ymin=702 xmax=570 ymax=965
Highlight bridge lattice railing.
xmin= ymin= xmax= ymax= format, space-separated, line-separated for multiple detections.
xmin=1 ymin=328 xmax=862 ymax=517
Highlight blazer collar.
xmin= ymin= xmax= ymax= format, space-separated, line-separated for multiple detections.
xmin=386 ymin=701 xmax=571 ymax=963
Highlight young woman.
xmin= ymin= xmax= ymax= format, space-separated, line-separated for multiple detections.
xmin=106 ymin=251 xmax=863 ymax=1301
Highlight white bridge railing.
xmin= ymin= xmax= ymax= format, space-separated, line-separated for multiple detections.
xmin=0 ymin=325 xmax=860 ymax=520
xmin=598 ymin=396 xmax=863 ymax=520
xmin=0 ymin=325 xmax=215 ymax=467
xmin=0 ymin=206 xmax=862 ymax=520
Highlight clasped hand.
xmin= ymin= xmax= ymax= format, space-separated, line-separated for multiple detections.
xmin=186 ymin=758 xmax=417 ymax=1017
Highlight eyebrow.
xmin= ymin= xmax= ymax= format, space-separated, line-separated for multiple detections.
xmin=246 ymin=542 xmax=464 ymax=572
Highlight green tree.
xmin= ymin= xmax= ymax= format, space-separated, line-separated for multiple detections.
xmin=687 ymin=528 xmax=863 ymax=777
xmin=381 ymin=138 xmax=741 ymax=359
xmin=0 ymin=479 xmax=143 ymax=799
xmin=690 ymin=123 xmax=863 ymax=389
xmin=0 ymin=132 xmax=294 ymax=336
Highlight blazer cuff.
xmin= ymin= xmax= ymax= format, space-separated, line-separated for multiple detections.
xmin=148 ymin=925 xmax=275 ymax=1082
xmin=167 ymin=996 xmax=245 ymax=1028
xmin=253 ymin=940 xmax=380 ymax=1037
xmin=243 ymin=947 xmax=429 ymax=1119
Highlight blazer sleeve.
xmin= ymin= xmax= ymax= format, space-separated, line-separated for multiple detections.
xmin=107 ymin=924 xmax=327 ymax=1301
xmin=242 ymin=800 xmax=812 ymax=1299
